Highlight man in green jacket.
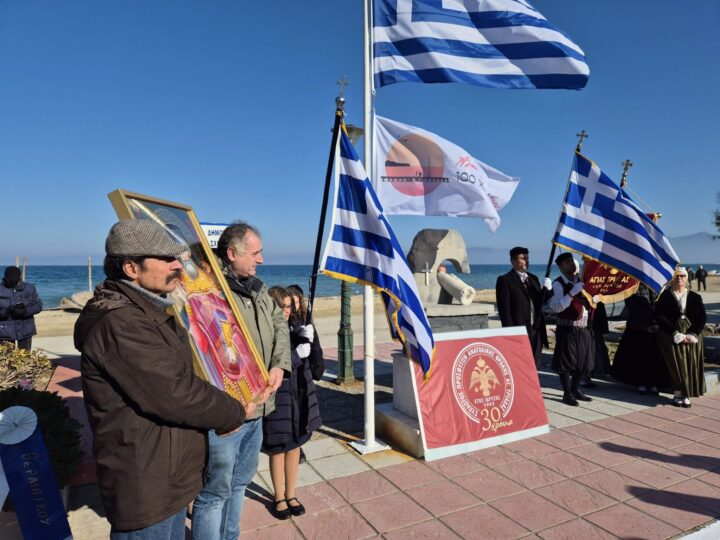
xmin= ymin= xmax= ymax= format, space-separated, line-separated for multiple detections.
xmin=192 ymin=221 xmax=290 ymax=540
xmin=75 ymin=220 xmax=253 ymax=538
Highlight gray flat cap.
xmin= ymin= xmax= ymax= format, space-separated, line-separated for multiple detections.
xmin=106 ymin=219 xmax=188 ymax=257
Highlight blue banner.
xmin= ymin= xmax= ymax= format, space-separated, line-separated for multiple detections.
xmin=0 ymin=427 xmax=72 ymax=539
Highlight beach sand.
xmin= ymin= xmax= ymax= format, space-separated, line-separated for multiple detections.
xmin=34 ymin=275 xmax=720 ymax=339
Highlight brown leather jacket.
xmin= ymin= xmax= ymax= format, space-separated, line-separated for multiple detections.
xmin=74 ymin=280 xmax=246 ymax=531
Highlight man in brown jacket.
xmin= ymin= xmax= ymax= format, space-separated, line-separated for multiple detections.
xmin=75 ymin=220 xmax=255 ymax=538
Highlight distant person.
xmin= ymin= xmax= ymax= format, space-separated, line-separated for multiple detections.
xmin=495 ymin=247 xmax=551 ymax=368
xmin=263 ymin=286 xmax=321 ymax=520
xmin=696 ymin=265 xmax=708 ymax=291
xmin=611 ymin=283 xmax=670 ymax=394
xmin=656 ymin=266 xmax=707 ymax=407
xmin=74 ymin=220 xmax=252 ymax=538
xmin=0 ymin=266 xmax=43 ymax=350
xmin=192 ymin=222 xmax=290 ymax=540
xmin=549 ymin=253 xmax=594 ymax=406
xmin=687 ymin=267 xmax=695 ymax=290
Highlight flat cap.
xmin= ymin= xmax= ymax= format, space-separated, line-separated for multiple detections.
xmin=105 ymin=219 xmax=188 ymax=258
xmin=555 ymin=252 xmax=573 ymax=266
xmin=509 ymin=246 xmax=529 ymax=258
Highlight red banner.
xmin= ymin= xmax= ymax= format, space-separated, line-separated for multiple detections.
xmin=412 ymin=329 xmax=548 ymax=460
xmin=582 ymin=258 xmax=638 ymax=308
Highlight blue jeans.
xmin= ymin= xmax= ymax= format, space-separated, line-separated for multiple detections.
xmin=191 ymin=418 xmax=263 ymax=540
xmin=110 ymin=507 xmax=186 ymax=539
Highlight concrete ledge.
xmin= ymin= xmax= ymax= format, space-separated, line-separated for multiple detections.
xmin=375 ymin=403 xmax=424 ymax=458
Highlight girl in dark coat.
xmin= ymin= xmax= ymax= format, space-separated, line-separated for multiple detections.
xmin=0 ymin=266 xmax=43 ymax=350
xmin=263 ymin=287 xmax=322 ymax=519
xmin=656 ymin=267 xmax=707 ymax=407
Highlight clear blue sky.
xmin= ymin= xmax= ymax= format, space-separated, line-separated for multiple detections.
xmin=1 ymin=1 xmax=719 ymax=265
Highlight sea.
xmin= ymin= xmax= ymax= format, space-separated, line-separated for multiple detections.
xmin=16 ymin=263 xmax=720 ymax=309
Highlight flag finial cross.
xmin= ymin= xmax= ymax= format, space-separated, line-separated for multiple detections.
xmin=575 ymin=130 xmax=589 ymax=152
xmin=620 ymin=159 xmax=633 ymax=188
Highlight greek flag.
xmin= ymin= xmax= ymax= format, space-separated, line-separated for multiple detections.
xmin=554 ymin=153 xmax=680 ymax=293
xmin=373 ymin=0 xmax=589 ymax=89
xmin=321 ymin=127 xmax=435 ymax=375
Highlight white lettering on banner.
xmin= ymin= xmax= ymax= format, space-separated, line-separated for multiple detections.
xmin=21 ymin=452 xmax=50 ymax=525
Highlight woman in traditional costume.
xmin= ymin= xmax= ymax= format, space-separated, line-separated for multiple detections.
xmin=656 ymin=267 xmax=707 ymax=407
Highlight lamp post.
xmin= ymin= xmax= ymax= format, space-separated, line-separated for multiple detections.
xmin=336 ymin=123 xmax=363 ymax=385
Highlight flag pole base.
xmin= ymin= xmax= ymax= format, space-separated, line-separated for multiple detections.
xmin=349 ymin=438 xmax=391 ymax=455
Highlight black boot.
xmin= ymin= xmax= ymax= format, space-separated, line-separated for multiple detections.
xmin=572 ymin=376 xmax=593 ymax=402
xmin=560 ymin=374 xmax=578 ymax=406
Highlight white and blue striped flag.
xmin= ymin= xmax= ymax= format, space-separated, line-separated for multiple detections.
xmin=321 ymin=127 xmax=435 ymax=375
xmin=373 ymin=0 xmax=589 ymax=90
xmin=554 ymin=153 xmax=680 ymax=293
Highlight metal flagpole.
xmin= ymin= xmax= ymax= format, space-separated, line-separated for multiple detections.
xmin=350 ymin=0 xmax=389 ymax=455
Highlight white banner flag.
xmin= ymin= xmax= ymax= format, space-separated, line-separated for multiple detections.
xmin=373 ymin=116 xmax=520 ymax=232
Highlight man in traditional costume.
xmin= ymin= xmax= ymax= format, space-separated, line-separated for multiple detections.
xmin=495 ymin=246 xmax=551 ymax=367
xmin=656 ymin=266 xmax=707 ymax=407
xmin=549 ymin=252 xmax=595 ymax=406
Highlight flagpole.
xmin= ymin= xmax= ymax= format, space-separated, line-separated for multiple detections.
xmin=350 ymin=0 xmax=389 ymax=455
xmin=307 ymin=99 xmax=344 ymax=325
xmin=543 ymin=130 xmax=588 ymax=280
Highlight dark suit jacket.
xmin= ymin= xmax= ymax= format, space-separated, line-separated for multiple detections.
xmin=495 ymin=270 xmax=548 ymax=347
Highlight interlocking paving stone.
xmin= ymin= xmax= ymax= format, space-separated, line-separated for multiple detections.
xmin=424 ymin=454 xmax=486 ymax=478
xmin=489 ymin=491 xmax=575 ymax=532
xmin=680 ymin=416 xmax=720 ymax=435
xmin=609 ymin=459 xmax=688 ymax=489
xmin=452 ymin=469 xmax=527 ymax=502
xmin=494 ymin=459 xmax=566 ymax=490
xmin=562 ymin=423 xmax=623 ymax=443
xmin=620 ymin=410 xmax=675 ymax=428
xmin=654 ymin=420 xmax=719 ymax=442
xmin=466 ymin=444 xmax=526 ymax=468
xmin=598 ymin=435 xmax=666 ymax=459
xmin=310 ymin=452 xmax=371 ymax=480
xmin=441 ymin=504 xmax=530 ymax=539
xmin=536 ymin=428 xmax=591 ymax=450
xmin=584 ymin=503 xmax=681 ymax=539
xmin=545 ymin=411 xmax=583 ymax=428
xmin=504 ymin=437 xmax=559 ymax=459
xmin=328 ymin=470 xmax=398 ymax=503
xmin=532 ymin=451 xmax=603 ymax=478
xmin=566 ymin=442 xmax=637 ymax=468
xmin=293 ymin=481 xmax=347 ymax=513
xmin=626 ymin=487 xmax=714 ymax=530
xmin=239 ymin=520 xmax=303 ymax=540
xmin=647 ymin=448 xmax=717 ymax=478
xmin=534 ymin=480 xmax=615 ymax=516
xmin=573 ymin=469 xmax=652 ymax=502
xmin=589 ymin=415 xmax=649 ymax=435
xmin=626 ymin=427 xmax=695 ymax=451
xmin=537 ymin=518 xmax=617 ymax=540
xmin=377 ymin=460 xmax=445 ymax=490
xmin=405 ymin=479 xmax=482 ymax=517
xmin=353 ymin=491 xmax=432 ymax=533
xmin=383 ymin=519 xmax=462 ymax=539
xmin=663 ymin=478 xmax=720 ymax=514
xmin=303 ymin=437 xmax=349 ymax=460
xmin=293 ymin=505 xmax=376 ymax=540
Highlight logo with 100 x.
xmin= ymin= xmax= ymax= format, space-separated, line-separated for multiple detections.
xmin=452 ymin=342 xmax=515 ymax=431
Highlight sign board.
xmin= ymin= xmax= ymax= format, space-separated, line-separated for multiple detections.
xmin=411 ymin=327 xmax=549 ymax=461
xmin=199 ymin=222 xmax=230 ymax=249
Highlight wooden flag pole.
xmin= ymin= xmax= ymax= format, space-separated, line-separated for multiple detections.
xmin=306 ymin=93 xmax=345 ymax=325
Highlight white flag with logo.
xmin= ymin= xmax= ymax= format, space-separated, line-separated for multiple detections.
xmin=373 ymin=115 xmax=519 ymax=231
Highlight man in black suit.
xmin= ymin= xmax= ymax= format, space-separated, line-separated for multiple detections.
xmin=496 ymin=247 xmax=551 ymax=368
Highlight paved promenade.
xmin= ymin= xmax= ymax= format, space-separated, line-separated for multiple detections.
xmin=1 ymin=291 xmax=718 ymax=539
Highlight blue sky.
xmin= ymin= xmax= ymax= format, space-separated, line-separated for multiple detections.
xmin=1 ymin=1 xmax=719 ymax=265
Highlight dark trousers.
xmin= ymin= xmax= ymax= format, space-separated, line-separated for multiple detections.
xmin=697 ymin=278 xmax=706 ymax=291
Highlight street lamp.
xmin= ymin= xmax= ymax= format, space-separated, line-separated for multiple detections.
xmin=336 ymin=123 xmax=363 ymax=385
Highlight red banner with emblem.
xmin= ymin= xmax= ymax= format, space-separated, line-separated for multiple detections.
xmin=581 ymin=258 xmax=639 ymax=308
xmin=412 ymin=329 xmax=548 ymax=461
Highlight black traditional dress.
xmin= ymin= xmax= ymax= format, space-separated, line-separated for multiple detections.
xmin=655 ymin=288 xmax=707 ymax=398
xmin=611 ymin=284 xmax=671 ymax=388
xmin=550 ymin=276 xmax=594 ymax=377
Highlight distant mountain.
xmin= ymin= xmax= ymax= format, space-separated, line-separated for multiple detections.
xmin=669 ymin=231 xmax=720 ymax=264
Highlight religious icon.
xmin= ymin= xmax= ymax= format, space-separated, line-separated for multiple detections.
xmin=108 ymin=189 xmax=268 ymax=405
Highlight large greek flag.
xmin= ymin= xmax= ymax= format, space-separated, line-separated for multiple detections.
xmin=321 ymin=127 xmax=435 ymax=375
xmin=373 ymin=0 xmax=589 ymax=89
xmin=554 ymin=153 xmax=679 ymax=293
